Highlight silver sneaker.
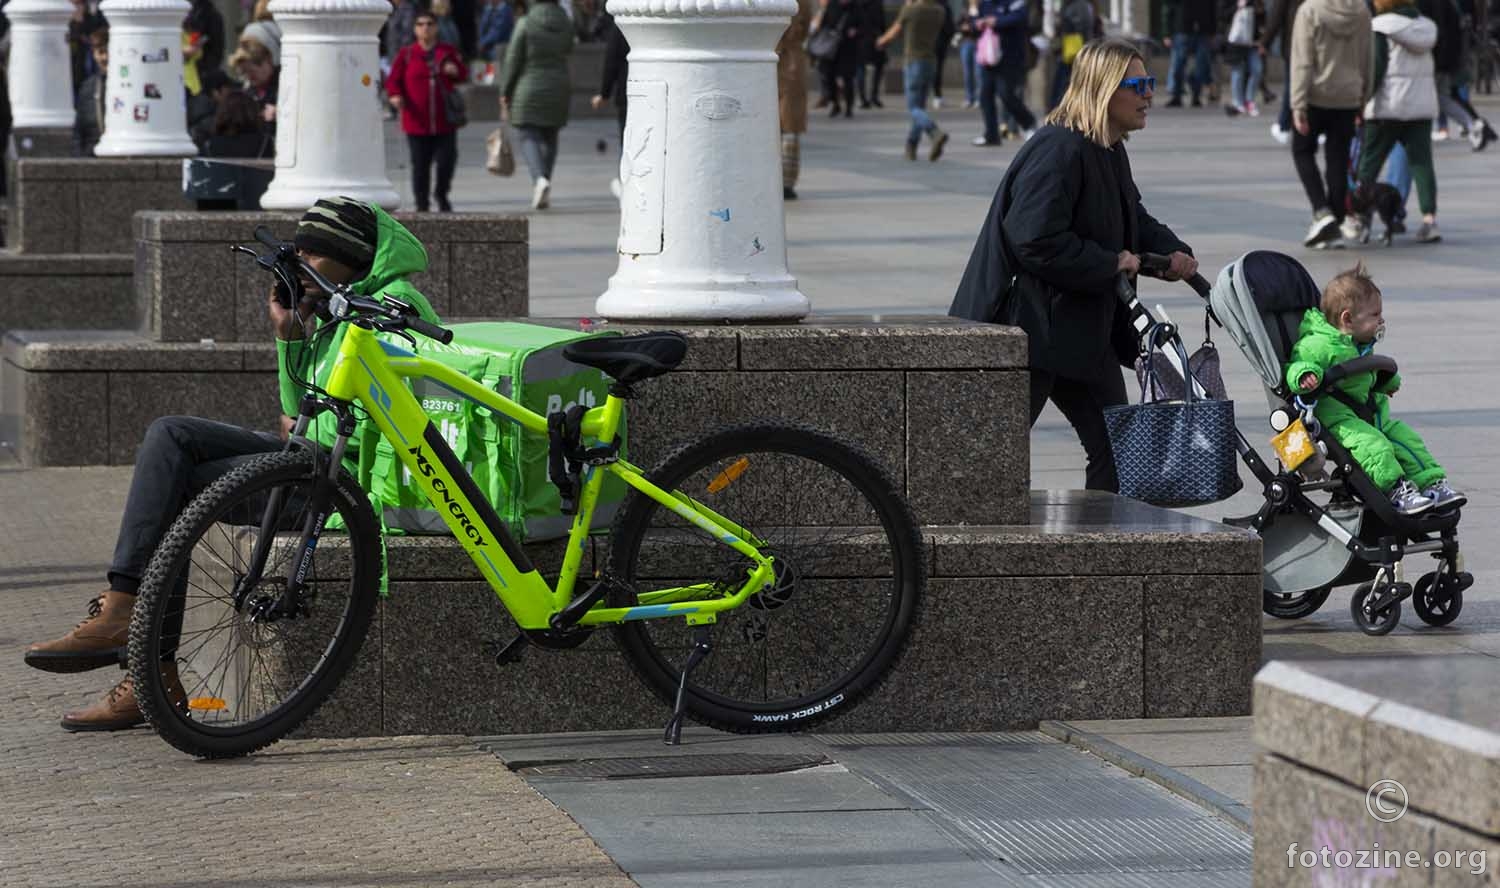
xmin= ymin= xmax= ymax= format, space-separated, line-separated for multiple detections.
xmin=1415 ymin=222 xmax=1442 ymax=243
xmin=1390 ymin=479 xmax=1435 ymax=516
xmin=1341 ymin=217 xmax=1368 ymax=244
xmin=1422 ymin=480 xmax=1467 ymax=511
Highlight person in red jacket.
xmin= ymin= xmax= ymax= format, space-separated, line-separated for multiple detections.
xmin=387 ymin=11 xmax=468 ymax=212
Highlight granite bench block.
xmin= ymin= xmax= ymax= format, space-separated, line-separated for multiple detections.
xmin=106 ymin=371 xmax=280 ymax=465
xmin=1253 ymin=753 xmax=1440 ymax=888
xmin=736 ymin=317 xmax=1028 ymax=371
xmin=0 ymin=254 xmax=135 ymax=331
xmin=2 ymin=331 xmax=265 ymax=372
xmin=1253 ymin=661 xmax=1383 ymax=787
xmin=450 ymin=241 xmax=527 ymax=318
xmin=624 ymin=370 xmax=906 ymax=495
xmin=1365 ymin=698 xmax=1500 ymax=838
xmin=1143 ymin=574 xmax=1261 ymax=718
xmin=291 ymin=604 xmax=384 ymax=740
xmin=380 ymin=581 xmax=663 ymax=736
xmin=9 ymin=126 xmax=74 ymax=158
xmin=0 ymin=363 xmax=110 ymax=465
xmin=907 ymin=370 xmax=1029 ymax=526
xmin=10 ymin=180 xmax=76 ymax=253
xmin=830 ymin=576 xmax=1145 ymax=732
xmin=139 ymin=240 xmax=239 ymax=342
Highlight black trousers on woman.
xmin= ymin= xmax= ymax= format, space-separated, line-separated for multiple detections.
xmin=1029 ymin=369 xmax=1128 ymax=492
xmin=407 ymin=132 xmax=459 ymax=211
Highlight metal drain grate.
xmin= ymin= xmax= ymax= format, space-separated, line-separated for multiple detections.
xmin=510 ymin=751 xmax=832 ymax=781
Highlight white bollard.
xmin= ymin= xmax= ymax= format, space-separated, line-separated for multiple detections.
xmin=259 ymin=0 xmax=399 ymax=210
xmin=5 ymin=0 xmax=76 ymax=129
xmin=596 ymin=0 xmax=811 ymax=322
xmin=93 ymin=0 xmax=199 ymax=156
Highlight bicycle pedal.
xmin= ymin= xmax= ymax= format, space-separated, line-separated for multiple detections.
xmin=487 ymin=633 xmax=529 ymax=666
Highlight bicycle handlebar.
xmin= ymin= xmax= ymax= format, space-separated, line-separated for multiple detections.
xmin=235 ymin=227 xmax=454 ymax=345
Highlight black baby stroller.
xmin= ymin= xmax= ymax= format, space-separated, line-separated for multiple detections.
xmin=1122 ymin=251 xmax=1470 ymax=636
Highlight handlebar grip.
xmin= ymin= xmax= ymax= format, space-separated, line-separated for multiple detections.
xmin=254 ymin=225 xmax=283 ymax=249
xmin=1186 ymin=273 xmax=1212 ymax=297
xmin=1139 ymin=252 xmax=1173 ymax=275
xmin=1115 ymin=272 xmax=1136 ymax=304
xmin=408 ymin=316 xmax=454 ymax=345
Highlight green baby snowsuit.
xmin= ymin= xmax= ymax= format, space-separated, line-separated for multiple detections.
xmin=1284 ymin=308 xmax=1444 ymax=493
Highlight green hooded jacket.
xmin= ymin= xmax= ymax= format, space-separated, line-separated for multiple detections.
xmin=275 ymin=205 xmax=442 ymax=450
xmin=1284 ymin=307 xmax=1402 ymax=428
xmin=499 ymin=2 xmax=575 ymax=129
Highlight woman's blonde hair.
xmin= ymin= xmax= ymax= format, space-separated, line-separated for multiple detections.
xmin=1044 ymin=38 xmax=1142 ymax=146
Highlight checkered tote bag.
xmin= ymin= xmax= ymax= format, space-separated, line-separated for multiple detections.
xmin=1104 ymin=335 xmax=1242 ymax=508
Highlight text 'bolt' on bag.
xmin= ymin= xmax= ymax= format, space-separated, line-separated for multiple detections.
xmin=1106 ymin=329 xmax=1243 ymax=508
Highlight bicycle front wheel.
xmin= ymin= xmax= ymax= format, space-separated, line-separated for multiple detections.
xmin=609 ymin=423 xmax=924 ymax=733
xmin=128 ymin=450 xmax=381 ymax=758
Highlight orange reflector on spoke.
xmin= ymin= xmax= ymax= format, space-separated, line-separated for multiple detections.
xmin=707 ymin=458 xmax=750 ymax=494
xmin=189 ymin=697 xmax=227 ymax=712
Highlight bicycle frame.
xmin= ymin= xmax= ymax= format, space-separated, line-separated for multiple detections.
xmin=316 ymin=322 xmax=776 ymax=631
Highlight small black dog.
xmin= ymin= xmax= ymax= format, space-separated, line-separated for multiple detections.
xmin=1349 ymin=182 xmax=1405 ymax=246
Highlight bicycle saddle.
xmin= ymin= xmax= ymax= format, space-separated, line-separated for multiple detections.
xmin=562 ymin=332 xmax=689 ymax=384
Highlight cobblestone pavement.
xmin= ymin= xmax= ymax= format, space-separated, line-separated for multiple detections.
xmin=0 ymin=464 xmax=634 ymax=888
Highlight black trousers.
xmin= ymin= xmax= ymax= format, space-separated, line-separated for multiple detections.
xmin=1291 ymin=106 xmax=1356 ymax=221
xmin=1029 ymin=369 xmax=1128 ymax=493
xmin=108 ymin=417 xmax=281 ymax=660
xmin=407 ymin=132 xmax=459 ymax=211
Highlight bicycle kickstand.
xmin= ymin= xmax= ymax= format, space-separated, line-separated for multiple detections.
xmin=663 ymin=625 xmax=713 ymax=746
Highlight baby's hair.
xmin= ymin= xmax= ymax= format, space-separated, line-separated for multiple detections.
xmin=1322 ymin=263 xmax=1381 ymax=321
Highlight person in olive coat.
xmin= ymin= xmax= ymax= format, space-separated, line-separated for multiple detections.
xmin=950 ymin=39 xmax=1200 ymax=492
xmin=499 ymin=0 xmax=575 ymax=210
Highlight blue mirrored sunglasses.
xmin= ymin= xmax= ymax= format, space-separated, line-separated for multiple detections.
xmin=1120 ymin=76 xmax=1156 ymax=96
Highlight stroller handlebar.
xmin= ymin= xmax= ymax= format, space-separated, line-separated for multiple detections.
xmin=1138 ymin=252 xmax=1213 ymax=298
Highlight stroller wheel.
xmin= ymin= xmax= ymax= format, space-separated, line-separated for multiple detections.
xmin=1263 ymin=585 xmax=1332 ymax=620
xmin=1412 ymin=572 xmax=1464 ymax=627
xmin=1351 ymin=582 xmax=1402 ymax=636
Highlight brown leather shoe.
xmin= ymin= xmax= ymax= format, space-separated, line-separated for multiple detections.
xmin=25 ymin=591 xmax=133 ymax=673
xmin=60 ymin=663 xmax=186 ymax=733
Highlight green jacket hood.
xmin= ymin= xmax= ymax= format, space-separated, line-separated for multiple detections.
xmin=351 ymin=205 xmax=428 ymax=296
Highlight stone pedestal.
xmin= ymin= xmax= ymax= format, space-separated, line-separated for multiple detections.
xmin=596 ymin=0 xmax=809 ymax=322
xmin=259 ymin=0 xmax=399 ymax=210
xmin=93 ymin=0 xmax=198 ymax=157
xmin=5 ymin=0 xmax=75 ymax=129
xmin=1253 ymin=659 xmax=1500 ymax=887
xmin=291 ymin=492 xmax=1261 ymax=738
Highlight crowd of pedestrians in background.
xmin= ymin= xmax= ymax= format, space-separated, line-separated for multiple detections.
xmin=0 ymin=0 xmax=1489 ymax=220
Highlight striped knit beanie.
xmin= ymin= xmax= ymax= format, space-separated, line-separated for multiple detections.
xmin=294 ymin=197 xmax=378 ymax=274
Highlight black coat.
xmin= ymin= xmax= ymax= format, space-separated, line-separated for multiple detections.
xmin=597 ymin=14 xmax=629 ymax=108
xmin=1168 ymin=0 xmax=1219 ymax=35
xmin=949 ymin=125 xmax=1192 ymax=379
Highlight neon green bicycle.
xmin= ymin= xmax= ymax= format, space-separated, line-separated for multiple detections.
xmin=127 ymin=231 xmax=925 ymax=758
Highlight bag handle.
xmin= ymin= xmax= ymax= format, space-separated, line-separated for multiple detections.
xmin=1139 ymin=322 xmax=1197 ymax=406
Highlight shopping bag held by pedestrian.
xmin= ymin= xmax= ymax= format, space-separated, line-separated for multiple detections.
xmin=1105 ymin=285 xmax=1242 ymax=508
xmin=976 ymin=28 xmax=1001 ymax=67
xmin=486 ymin=126 xmax=515 ymax=176
xmin=807 ymin=19 xmax=843 ymax=61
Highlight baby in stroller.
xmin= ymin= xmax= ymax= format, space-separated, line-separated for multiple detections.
xmin=1285 ymin=263 xmax=1465 ymax=517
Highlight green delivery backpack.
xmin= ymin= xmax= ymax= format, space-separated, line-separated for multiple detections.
xmin=361 ymin=321 xmax=627 ymax=542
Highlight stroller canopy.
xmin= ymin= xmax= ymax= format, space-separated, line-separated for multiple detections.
xmin=1207 ymin=251 xmax=1322 ymax=393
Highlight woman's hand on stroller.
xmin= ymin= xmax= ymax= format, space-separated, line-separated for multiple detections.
xmin=1159 ymin=251 xmax=1198 ymax=282
xmin=1116 ymin=251 xmax=1141 ymax=275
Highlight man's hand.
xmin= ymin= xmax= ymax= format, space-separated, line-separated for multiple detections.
xmin=1293 ymin=109 xmax=1309 ymax=136
xmin=279 ymin=414 xmax=296 ymax=441
xmin=1161 ymin=251 xmax=1198 ymax=281
xmin=1116 ymin=251 xmax=1141 ymax=275
xmin=1298 ymin=371 xmax=1319 ymax=392
xmin=268 ymin=285 xmax=318 ymax=341
xmin=590 ymin=94 xmax=607 ymax=111
xmin=441 ymin=59 xmax=461 ymax=78
xmin=262 ymin=103 xmax=277 ymax=123
xmin=389 ymin=93 xmax=404 ymax=109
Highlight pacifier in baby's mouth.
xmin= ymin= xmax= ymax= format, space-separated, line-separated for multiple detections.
xmin=1374 ymin=322 xmax=1387 ymax=342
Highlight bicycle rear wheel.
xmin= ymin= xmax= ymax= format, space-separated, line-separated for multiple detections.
xmin=127 ymin=450 xmax=381 ymax=758
xmin=609 ymin=423 xmax=924 ymax=733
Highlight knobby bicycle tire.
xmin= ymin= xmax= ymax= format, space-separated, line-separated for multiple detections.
xmin=128 ymin=450 xmax=381 ymax=759
xmin=608 ymin=422 xmax=924 ymax=733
